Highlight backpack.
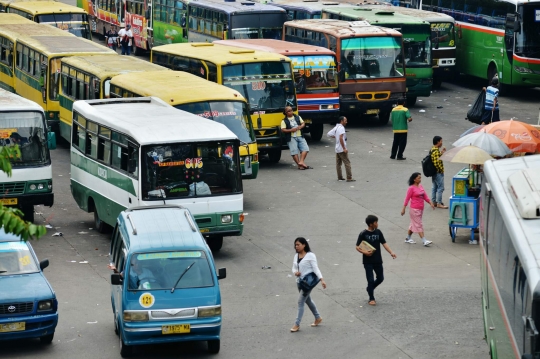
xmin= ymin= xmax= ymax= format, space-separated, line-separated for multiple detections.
xmin=422 ymin=149 xmax=437 ymax=177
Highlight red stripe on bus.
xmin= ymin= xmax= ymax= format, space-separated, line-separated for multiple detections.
xmin=513 ymin=54 xmax=540 ymax=65
xmin=300 ymin=93 xmax=338 ymax=99
xmin=480 ymin=239 xmax=521 ymax=359
xmin=457 ymin=22 xmax=504 ymax=36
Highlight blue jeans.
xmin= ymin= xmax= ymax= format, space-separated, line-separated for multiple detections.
xmin=432 ymin=172 xmax=445 ymax=204
xmin=121 ymin=43 xmax=131 ymax=55
xmin=295 ymin=284 xmax=320 ymax=326
xmin=364 ymin=263 xmax=384 ymax=301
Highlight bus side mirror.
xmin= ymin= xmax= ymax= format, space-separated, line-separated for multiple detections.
xmin=217 ymin=268 xmax=226 ymax=280
xmin=513 ymin=19 xmax=520 ymax=33
xmin=47 ymin=131 xmax=57 ymax=150
xmin=40 ymin=259 xmax=49 ymax=271
xmin=111 ymin=273 xmax=123 ymax=285
xmin=434 ymin=36 xmax=439 ymax=49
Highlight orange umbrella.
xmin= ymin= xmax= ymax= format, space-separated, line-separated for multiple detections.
xmin=482 ymin=120 xmax=540 ymax=153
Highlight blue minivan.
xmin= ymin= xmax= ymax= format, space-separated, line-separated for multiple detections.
xmin=109 ymin=205 xmax=226 ymax=357
xmin=0 ymin=229 xmax=58 ymax=344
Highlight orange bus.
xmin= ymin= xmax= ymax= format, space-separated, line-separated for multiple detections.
xmin=284 ymin=19 xmax=406 ymax=124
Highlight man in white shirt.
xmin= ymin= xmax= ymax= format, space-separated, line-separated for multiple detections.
xmin=118 ymin=24 xmax=133 ymax=55
xmin=333 ymin=116 xmax=354 ymax=182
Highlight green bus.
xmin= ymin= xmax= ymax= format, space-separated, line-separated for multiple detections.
xmin=322 ymin=7 xmax=432 ymax=106
xmin=422 ymin=0 xmax=540 ymax=88
xmin=480 ymin=156 xmax=540 ymax=359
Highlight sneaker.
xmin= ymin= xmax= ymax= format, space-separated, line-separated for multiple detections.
xmin=338 ymin=178 xmax=345 ymax=181
xmin=396 ymin=157 xmax=406 ymax=160
xmin=469 ymin=240 xmax=478 ymax=245
xmin=405 ymin=238 xmax=416 ymax=244
xmin=423 ymin=240 xmax=433 ymax=247
xmin=346 ymin=179 xmax=356 ymax=182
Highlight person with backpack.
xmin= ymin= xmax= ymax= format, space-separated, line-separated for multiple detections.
xmin=401 ymin=172 xmax=435 ymax=246
xmin=390 ymin=98 xmax=412 ymax=160
xmin=430 ymin=136 xmax=448 ymax=209
xmin=281 ymin=106 xmax=311 ymax=170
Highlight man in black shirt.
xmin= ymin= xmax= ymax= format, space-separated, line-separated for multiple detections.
xmin=356 ymin=215 xmax=397 ymax=306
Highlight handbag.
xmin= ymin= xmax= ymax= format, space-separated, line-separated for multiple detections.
xmin=299 ymin=272 xmax=320 ymax=294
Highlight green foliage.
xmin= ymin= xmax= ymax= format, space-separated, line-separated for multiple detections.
xmin=0 ymin=145 xmax=47 ymax=240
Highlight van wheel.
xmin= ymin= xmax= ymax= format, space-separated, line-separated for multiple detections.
xmin=94 ymin=209 xmax=109 ymax=234
xmin=267 ymin=149 xmax=282 ymax=163
xmin=114 ymin=314 xmax=119 ymax=336
xmin=208 ymin=339 xmax=220 ymax=354
xmin=21 ymin=205 xmax=34 ymax=223
xmin=40 ymin=333 xmax=54 ymax=344
xmin=208 ymin=236 xmax=223 ymax=252
xmin=309 ymin=123 xmax=323 ymax=141
xmin=120 ymin=335 xmax=132 ymax=357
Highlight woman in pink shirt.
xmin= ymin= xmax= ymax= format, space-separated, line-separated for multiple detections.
xmin=401 ymin=172 xmax=435 ymax=246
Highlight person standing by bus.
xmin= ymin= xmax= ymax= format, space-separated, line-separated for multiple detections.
xmin=390 ymin=98 xmax=412 ymax=160
xmin=105 ymin=25 xmax=118 ymax=52
xmin=281 ymin=106 xmax=312 ymax=170
xmin=481 ymin=77 xmax=500 ymax=124
xmin=118 ymin=24 xmax=133 ymax=55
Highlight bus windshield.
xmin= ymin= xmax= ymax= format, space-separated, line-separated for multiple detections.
xmin=0 ymin=112 xmax=49 ymax=167
xmin=222 ymin=62 xmax=296 ymax=112
xmin=516 ymin=4 xmax=540 ymax=59
xmin=403 ymin=26 xmax=431 ymax=68
xmin=341 ymin=37 xmax=404 ymax=79
xmin=36 ymin=13 xmax=91 ymax=39
xmin=431 ymin=22 xmax=455 ymax=48
xmin=174 ymin=101 xmax=255 ymax=144
xmin=231 ymin=27 xmax=283 ymax=40
xmin=142 ymin=141 xmax=242 ymax=200
xmin=288 ymin=55 xmax=338 ymax=93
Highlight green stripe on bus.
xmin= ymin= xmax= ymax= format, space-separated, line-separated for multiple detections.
xmin=71 ymin=151 xmax=137 ymax=196
xmin=15 ymin=69 xmax=42 ymax=91
xmin=0 ymin=82 xmax=15 ymax=93
xmin=0 ymin=63 xmax=13 ymax=77
xmin=59 ymin=95 xmax=74 ymax=112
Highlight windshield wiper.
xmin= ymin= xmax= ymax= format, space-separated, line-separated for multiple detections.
xmin=0 ymin=271 xmax=6 ymax=273
xmin=171 ymin=262 xmax=195 ymax=293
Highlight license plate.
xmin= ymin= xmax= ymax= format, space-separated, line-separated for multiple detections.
xmin=200 ymin=228 xmax=210 ymax=233
xmin=0 ymin=198 xmax=17 ymax=205
xmin=257 ymin=143 xmax=272 ymax=148
xmin=366 ymin=109 xmax=379 ymax=115
xmin=0 ymin=322 xmax=25 ymax=333
xmin=162 ymin=324 xmax=190 ymax=335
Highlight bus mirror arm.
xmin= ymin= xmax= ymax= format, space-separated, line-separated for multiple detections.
xmin=111 ymin=273 xmax=123 ymax=285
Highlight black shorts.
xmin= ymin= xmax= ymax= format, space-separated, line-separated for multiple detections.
xmin=481 ymin=109 xmax=500 ymax=123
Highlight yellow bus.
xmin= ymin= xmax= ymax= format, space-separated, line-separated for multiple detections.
xmin=151 ymin=42 xmax=297 ymax=163
xmin=109 ymin=71 xmax=259 ymax=178
xmin=2 ymin=0 xmax=92 ymax=39
xmin=0 ymin=22 xmax=115 ymax=130
xmin=58 ymin=55 xmax=167 ymax=142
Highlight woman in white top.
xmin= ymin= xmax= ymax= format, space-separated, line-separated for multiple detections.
xmin=291 ymin=237 xmax=327 ymax=332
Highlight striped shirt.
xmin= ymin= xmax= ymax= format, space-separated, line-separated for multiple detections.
xmin=485 ymin=86 xmax=499 ymax=111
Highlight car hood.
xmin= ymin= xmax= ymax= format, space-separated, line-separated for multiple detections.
xmin=0 ymin=273 xmax=54 ymax=302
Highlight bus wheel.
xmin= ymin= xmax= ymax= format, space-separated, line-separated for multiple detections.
xmin=207 ymin=236 xmax=223 ymax=252
xmin=309 ymin=123 xmax=324 ymax=142
xmin=407 ymin=96 xmax=417 ymax=107
xmin=21 ymin=205 xmax=34 ymax=223
xmin=94 ymin=209 xmax=109 ymax=234
xmin=268 ymin=149 xmax=282 ymax=163
xmin=433 ymin=78 xmax=442 ymax=89
xmin=378 ymin=111 xmax=390 ymax=126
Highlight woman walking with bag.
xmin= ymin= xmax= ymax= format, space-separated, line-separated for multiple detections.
xmin=291 ymin=237 xmax=327 ymax=332
xmin=401 ymin=172 xmax=435 ymax=246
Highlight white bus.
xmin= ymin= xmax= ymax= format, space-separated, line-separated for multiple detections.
xmin=480 ymin=155 xmax=540 ymax=359
xmin=70 ymin=97 xmax=244 ymax=251
xmin=0 ymin=89 xmax=56 ymax=223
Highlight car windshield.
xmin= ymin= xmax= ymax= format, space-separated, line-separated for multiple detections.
xmin=174 ymin=101 xmax=255 ymax=144
xmin=0 ymin=112 xmax=50 ymax=167
xmin=128 ymin=251 xmax=214 ymax=290
xmin=222 ymin=62 xmax=296 ymax=113
xmin=0 ymin=242 xmax=39 ymax=276
xmin=141 ymin=141 xmax=242 ymax=200
xmin=288 ymin=55 xmax=338 ymax=94
xmin=340 ymin=36 xmax=405 ymax=80
xmin=431 ymin=22 xmax=455 ymax=48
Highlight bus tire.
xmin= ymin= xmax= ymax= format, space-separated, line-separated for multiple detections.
xmin=309 ymin=123 xmax=323 ymax=142
xmin=268 ymin=149 xmax=282 ymax=163
xmin=407 ymin=96 xmax=417 ymax=107
xmin=22 ymin=205 xmax=34 ymax=223
xmin=208 ymin=236 xmax=223 ymax=252
xmin=94 ymin=208 xmax=109 ymax=234
xmin=433 ymin=78 xmax=442 ymax=89
xmin=208 ymin=339 xmax=220 ymax=354
xmin=378 ymin=111 xmax=390 ymax=126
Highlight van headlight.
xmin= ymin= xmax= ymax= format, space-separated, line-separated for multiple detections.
xmin=198 ymin=306 xmax=221 ymax=317
xmin=123 ymin=311 xmax=149 ymax=322
xmin=221 ymin=215 xmax=232 ymax=224
xmin=38 ymin=300 xmax=53 ymax=311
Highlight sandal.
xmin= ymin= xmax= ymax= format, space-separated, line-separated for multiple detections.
xmin=304 ymin=166 xmax=314 ymax=169
xmin=368 ymin=300 xmax=377 ymax=306
xmin=298 ymin=167 xmax=306 ymax=170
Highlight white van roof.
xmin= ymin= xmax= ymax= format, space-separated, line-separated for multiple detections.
xmin=0 ymin=89 xmax=44 ymax=113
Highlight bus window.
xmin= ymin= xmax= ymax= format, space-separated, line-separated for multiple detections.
xmin=206 ymin=62 xmax=217 ymax=82
xmin=86 ymin=121 xmax=98 ymax=158
xmin=128 ymin=143 xmax=139 ymax=177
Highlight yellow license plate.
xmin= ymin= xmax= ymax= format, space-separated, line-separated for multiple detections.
xmin=200 ymin=228 xmax=210 ymax=233
xmin=0 ymin=198 xmax=17 ymax=205
xmin=257 ymin=143 xmax=272 ymax=148
xmin=366 ymin=109 xmax=379 ymax=115
xmin=0 ymin=322 xmax=25 ymax=333
xmin=162 ymin=324 xmax=190 ymax=335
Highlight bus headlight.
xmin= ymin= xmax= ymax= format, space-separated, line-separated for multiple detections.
xmin=514 ymin=66 xmax=533 ymax=74
xmin=221 ymin=215 xmax=232 ymax=224
xmin=30 ymin=184 xmax=36 ymax=191
xmin=38 ymin=184 xmax=44 ymax=190
xmin=123 ymin=311 xmax=149 ymax=322
xmin=198 ymin=306 xmax=221 ymax=317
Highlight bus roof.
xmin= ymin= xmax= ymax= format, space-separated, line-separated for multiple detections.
xmin=73 ymin=97 xmax=238 ymax=144
xmin=266 ymin=0 xmax=357 ymax=12
xmin=152 ymin=43 xmax=291 ymax=65
xmin=19 ymin=35 xmax=115 ymax=56
xmin=214 ymin=39 xmax=336 ymax=56
xmin=0 ymin=13 xmax=36 ymax=24
xmin=284 ymin=19 xmax=403 ymax=37
xmin=188 ymin=0 xmax=286 ymax=14
xmin=323 ymin=7 xmax=430 ymax=26
xmin=61 ymin=55 xmax=168 ymax=79
xmin=110 ymin=71 xmax=248 ymax=105
xmin=484 ymin=156 xmax=540 ymax=291
xmin=8 ymin=1 xmax=87 ymax=14
xmin=360 ymin=5 xmax=455 ymax=23
xmin=0 ymin=88 xmax=44 ymax=112
xmin=0 ymin=19 xmax=77 ymax=39
xmin=118 ymin=206 xmax=209 ymax=253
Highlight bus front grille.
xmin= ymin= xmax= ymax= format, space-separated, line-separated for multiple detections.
xmin=0 ymin=182 xmax=26 ymax=195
